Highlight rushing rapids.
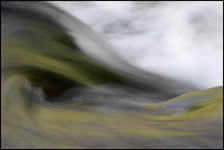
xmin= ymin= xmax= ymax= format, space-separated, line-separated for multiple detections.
xmin=1 ymin=1 xmax=223 ymax=149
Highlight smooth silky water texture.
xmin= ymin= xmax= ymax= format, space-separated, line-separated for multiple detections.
xmin=1 ymin=1 xmax=223 ymax=149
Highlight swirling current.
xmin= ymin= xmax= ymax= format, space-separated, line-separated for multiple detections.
xmin=1 ymin=1 xmax=223 ymax=149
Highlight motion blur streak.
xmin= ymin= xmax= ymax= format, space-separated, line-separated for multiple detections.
xmin=50 ymin=1 xmax=223 ymax=89
xmin=1 ymin=1 xmax=223 ymax=149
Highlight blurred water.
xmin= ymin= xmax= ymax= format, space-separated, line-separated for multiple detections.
xmin=1 ymin=1 xmax=223 ymax=149
xmin=50 ymin=1 xmax=223 ymax=89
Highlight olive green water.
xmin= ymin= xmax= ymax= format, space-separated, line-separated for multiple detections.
xmin=1 ymin=2 xmax=223 ymax=149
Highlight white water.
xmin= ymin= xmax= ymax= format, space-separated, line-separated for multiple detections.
xmin=49 ymin=1 xmax=223 ymax=89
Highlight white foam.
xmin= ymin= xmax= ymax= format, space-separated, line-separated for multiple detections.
xmin=49 ymin=1 xmax=223 ymax=89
